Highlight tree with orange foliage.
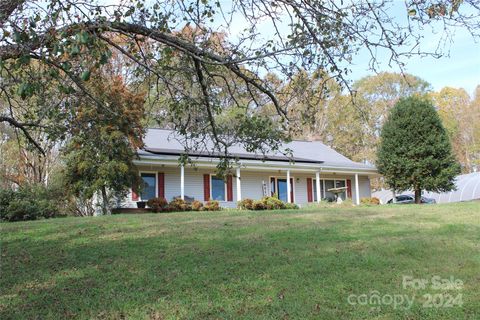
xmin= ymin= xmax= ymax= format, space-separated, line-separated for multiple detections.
xmin=63 ymin=74 xmax=145 ymax=215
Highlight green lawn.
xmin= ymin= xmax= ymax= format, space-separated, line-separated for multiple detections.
xmin=1 ymin=202 xmax=479 ymax=319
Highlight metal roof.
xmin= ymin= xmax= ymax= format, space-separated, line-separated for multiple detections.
xmin=139 ymin=128 xmax=377 ymax=171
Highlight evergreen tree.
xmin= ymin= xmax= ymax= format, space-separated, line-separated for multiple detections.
xmin=377 ymin=96 xmax=460 ymax=204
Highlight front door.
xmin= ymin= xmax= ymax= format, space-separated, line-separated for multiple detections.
xmin=270 ymin=177 xmax=294 ymax=202
xmin=277 ymin=179 xmax=288 ymax=202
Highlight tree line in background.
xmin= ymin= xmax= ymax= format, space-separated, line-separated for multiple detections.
xmin=280 ymin=71 xmax=480 ymax=175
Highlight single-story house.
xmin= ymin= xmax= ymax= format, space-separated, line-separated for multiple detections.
xmin=122 ymin=129 xmax=378 ymax=208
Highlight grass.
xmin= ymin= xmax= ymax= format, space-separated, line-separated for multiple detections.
xmin=1 ymin=202 xmax=479 ymax=319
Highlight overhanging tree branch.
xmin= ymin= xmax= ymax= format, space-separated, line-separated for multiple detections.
xmin=0 ymin=0 xmax=25 ymax=25
xmin=0 ymin=116 xmax=45 ymax=155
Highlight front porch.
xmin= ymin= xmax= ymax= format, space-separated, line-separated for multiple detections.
xmin=122 ymin=160 xmax=374 ymax=209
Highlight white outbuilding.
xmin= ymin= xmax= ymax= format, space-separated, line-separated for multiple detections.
xmin=373 ymin=172 xmax=480 ymax=204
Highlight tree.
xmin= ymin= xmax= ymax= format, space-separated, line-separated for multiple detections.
xmin=377 ymin=96 xmax=460 ymax=203
xmin=0 ymin=60 xmax=65 ymax=188
xmin=431 ymin=87 xmax=480 ymax=173
xmin=280 ymin=70 xmax=368 ymax=161
xmin=0 ymin=128 xmax=58 ymax=187
xmin=1 ymin=0 xmax=479 ymax=161
xmin=471 ymin=86 xmax=480 ymax=170
xmin=63 ymin=74 xmax=145 ymax=215
xmin=283 ymin=72 xmax=431 ymax=164
xmin=352 ymin=72 xmax=431 ymax=163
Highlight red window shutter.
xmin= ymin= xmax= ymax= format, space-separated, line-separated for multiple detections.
xmin=158 ymin=172 xmax=165 ymax=198
xmin=227 ymin=175 xmax=233 ymax=201
xmin=290 ymin=178 xmax=294 ymax=203
xmin=306 ymin=178 xmax=313 ymax=202
xmin=347 ymin=179 xmax=352 ymax=198
xmin=132 ymin=184 xmax=139 ymax=201
xmin=203 ymin=174 xmax=210 ymax=201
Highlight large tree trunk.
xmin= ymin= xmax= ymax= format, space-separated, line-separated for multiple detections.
xmin=414 ymin=188 xmax=422 ymax=204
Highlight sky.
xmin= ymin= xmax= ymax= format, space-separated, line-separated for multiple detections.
xmin=222 ymin=0 xmax=480 ymax=97
xmin=107 ymin=0 xmax=480 ymax=95
xmin=348 ymin=22 xmax=480 ymax=96
xmin=340 ymin=1 xmax=480 ymax=96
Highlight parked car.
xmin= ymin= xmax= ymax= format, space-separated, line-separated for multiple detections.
xmin=387 ymin=194 xmax=436 ymax=204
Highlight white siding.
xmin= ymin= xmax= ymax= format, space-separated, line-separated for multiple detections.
xmin=351 ymin=175 xmax=371 ymax=201
xmin=239 ymin=171 xmax=268 ymax=200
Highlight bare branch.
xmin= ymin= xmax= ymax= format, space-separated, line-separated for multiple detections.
xmin=0 ymin=116 xmax=45 ymax=155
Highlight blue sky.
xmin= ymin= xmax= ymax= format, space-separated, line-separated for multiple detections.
xmin=222 ymin=1 xmax=479 ymax=97
xmin=348 ymin=14 xmax=480 ymax=96
xmin=319 ymin=1 xmax=479 ymax=96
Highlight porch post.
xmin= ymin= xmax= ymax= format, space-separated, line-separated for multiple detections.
xmin=286 ymin=169 xmax=291 ymax=203
xmin=180 ymin=164 xmax=185 ymax=200
xmin=236 ymin=167 xmax=241 ymax=201
xmin=355 ymin=173 xmax=360 ymax=205
xmin=315 ymin=171 xmax=321 ymax=203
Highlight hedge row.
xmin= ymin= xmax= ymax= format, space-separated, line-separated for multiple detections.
xmin=0 ymin=186 xmax=65 ymax=222
xmin=237 ymin=196 xmax=299 ymax=210
xmin=145 ymin=196 xmax=299 ymax=213
xmin=146 ymin=197 xmax=220 ymax=212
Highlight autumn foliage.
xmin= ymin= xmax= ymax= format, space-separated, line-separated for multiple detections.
xmin=63 ymin=73 xmax=146 ymax=214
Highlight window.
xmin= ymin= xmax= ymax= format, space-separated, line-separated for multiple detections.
xmin=324 ymin=179 xmax=335 ymax=201
xmin=335 ymin=180 xmax=346 ymax=189
xmin=140 ymin=173 xmax=156 ymax=200
xmin=316 ymin=179 xmax=347 ymax=201
xmin=211 ymin=176 xmax=226 ymax=201
xmin=335 ymin=180 xmax=346 ymax=200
